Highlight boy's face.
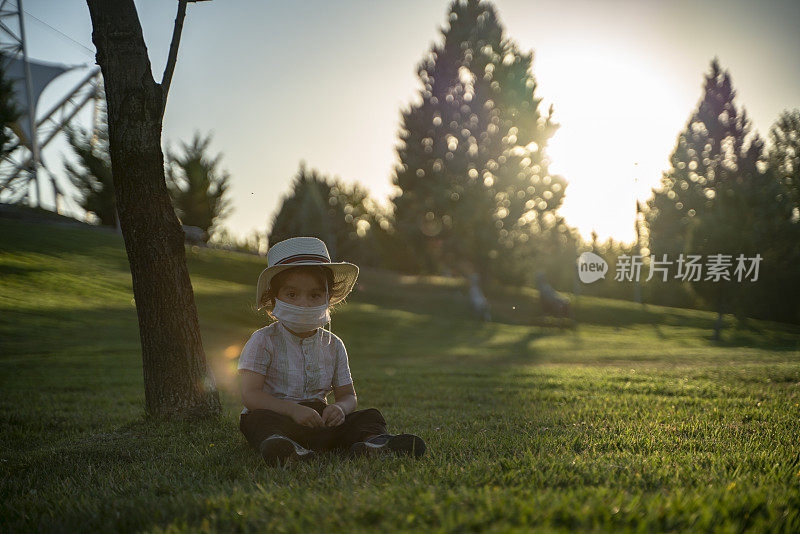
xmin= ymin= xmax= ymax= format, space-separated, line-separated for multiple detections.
xmin=276 ymin=271 xmax=328 ymax=308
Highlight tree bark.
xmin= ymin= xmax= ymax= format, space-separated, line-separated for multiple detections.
xmin=86 ymin=0 xmax=220 ymax=419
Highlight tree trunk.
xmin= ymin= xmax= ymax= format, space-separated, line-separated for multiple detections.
xmin=86 ymin=0 xmax=220 ymax=419
xmin=713 ymin=309 xmax=724 ymax=342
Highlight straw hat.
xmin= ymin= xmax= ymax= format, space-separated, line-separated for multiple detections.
xmin=256 ymin=236 xmax=359 ymax=311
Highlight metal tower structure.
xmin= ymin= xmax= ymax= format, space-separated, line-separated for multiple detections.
xmin=0 ymin=0 xmax=101 ymax=213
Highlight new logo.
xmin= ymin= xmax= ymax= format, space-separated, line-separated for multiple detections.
xmin=577 ymin=252 xmax=608 ymax=283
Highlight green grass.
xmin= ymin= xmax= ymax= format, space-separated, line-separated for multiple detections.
xmin=1 ymin=216 xmax=799 ymax=532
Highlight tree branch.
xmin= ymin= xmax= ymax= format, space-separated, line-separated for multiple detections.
xmin=161 ymin=0 xmax=188 ymax=121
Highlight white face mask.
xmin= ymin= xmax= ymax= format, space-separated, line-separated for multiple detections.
xmin=270 ymin=277 xmax=333 ymax=344
xmin=272 ymin=299 xmax=330 ymax=332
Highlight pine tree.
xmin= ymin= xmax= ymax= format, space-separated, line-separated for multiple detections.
xmin=165 ymin=131 xmax=233 ymax=240
xmin=391 ymin=0 xmax=565 ymax=286
xmin=329 ymin=180 xmax=376 ymax=264
xmin=269 ymin=163 xmax=336 ymax=253
xmin=768 ymin=109 xmax=800 ymax=216
xmin=0 ymin=61 xmax=20 ymax=158
xmin=763 ymin=109 xmax=800 ymax=323
xmin=645 ymin=59 xmax=797 ymax=331
xmin=646 ymin=59 xmax=740 ymax=259
xmin=267 ymin=162 xmax=377 ymax=265
xmin=63 ymin=92 xmax=118 ymax=227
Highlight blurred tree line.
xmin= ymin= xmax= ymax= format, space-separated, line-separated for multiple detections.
xmin=62 ymin=87 xmax=234 ymax=243
xmin=266 ymin=0 xmax=580 ymax=294
xmin=7 ymin=0 xmax=797 ymax=325
xmin=578 ymin=59 xmax=800 ymax=327
xmin=264 ymin=1 xmax=799 ymax=326
xmin=267 ymin=161 xmax=396 ymax=267
xmin=643 ymin=59 xmax=800 ymax=328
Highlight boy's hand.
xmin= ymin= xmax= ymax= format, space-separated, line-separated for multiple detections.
xmin=290 ymin=404 xmax=323 ymax=427
xmin=322 ymin=404 xmax=345 ymax=427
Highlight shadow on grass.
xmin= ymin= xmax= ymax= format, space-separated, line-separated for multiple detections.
xmin=710 ymin=327 xmax=800 ymax=351
xmin=0 ymin=263 xmax=48 ymax=277
xmin=0 ymin=306 xmax=141 ymax=357
xmin=352 ymin=268 xmax=800 ymax=352
xmin=0 ymin=217 xmax=127 ymax=261
xmin=332 ymin=303 xmax=554 ymax=368
xmin=6 ymin=217 xmax=798 ymax=356
xmin=4 ymin=413 xmax=427 ymax=532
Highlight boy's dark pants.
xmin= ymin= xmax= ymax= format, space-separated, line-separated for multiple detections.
xmin=239 ymin=399 xmax=387 ymax=453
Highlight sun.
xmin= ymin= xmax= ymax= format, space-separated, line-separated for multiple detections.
xmin=535 ymin=43 xmax=689 ymax=245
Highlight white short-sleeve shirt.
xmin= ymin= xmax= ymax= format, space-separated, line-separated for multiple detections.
xmin=237 ymin=321 xmax=353 ymax=414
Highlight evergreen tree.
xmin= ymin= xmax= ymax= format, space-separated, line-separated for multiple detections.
xmin=268 ymin=162 xmax=378 ymax=265
xmin=329 ymin=179 xmax=378 ymax=265
xmin=165 ymin=131 xmax=233 ymax=240
xmin=269 ymin=163 xmax=336 ymax=253
xmin=645 ymin=59 xmax=797 ymax=332
xmin=768 ymin=109 xmax=800 ymax=216
xmin=763 ymin=109 xmax=800 ymax=323
xmin=63 ymin=92 xmax=118 ymax=227
xmin=391 ymin=0 xmax=566 ymax=286
xmin=646 ymin=59 xmax=739 ymax=260
xmin=0 ymin=61 xmax=20 ymax=158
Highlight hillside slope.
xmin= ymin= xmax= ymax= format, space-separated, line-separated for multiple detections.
xmin=1 ymin=216 xmax=799 ymax=532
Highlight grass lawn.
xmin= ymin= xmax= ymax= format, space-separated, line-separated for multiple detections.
xmin=1 ymin=217 xmax=799 ymax=532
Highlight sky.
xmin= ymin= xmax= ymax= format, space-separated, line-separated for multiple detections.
xmin=10 ymin=0 xmax=800 ymax=246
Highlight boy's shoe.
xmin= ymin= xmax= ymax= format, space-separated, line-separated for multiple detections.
xmin=349 ymin=433 xmax=426 ymax=459
xmin=259 ymin=434 xmax=316 ymax=466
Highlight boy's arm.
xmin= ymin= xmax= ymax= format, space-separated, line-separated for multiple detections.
xmin=240 ymin=369 xmax=298 ymax=417
xmin=331 ymin=339 xmax=355 ymax=415
xmin=332 ymin=382 xmax=357 ymax=415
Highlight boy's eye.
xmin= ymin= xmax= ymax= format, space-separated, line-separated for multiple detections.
xmin=287 ymin=292 xmax=295 ymax=298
